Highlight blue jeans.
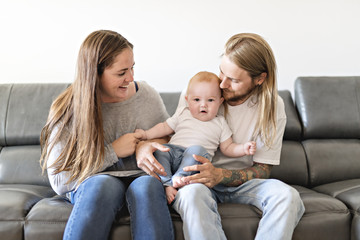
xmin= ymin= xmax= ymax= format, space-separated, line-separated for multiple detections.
xmin=172 ymin=179 xmax=305 ymax=240
xmin=154 ymin=144 xmax=210 ymax=186
xmin=64 ymin=174 xmax=174 ymax=240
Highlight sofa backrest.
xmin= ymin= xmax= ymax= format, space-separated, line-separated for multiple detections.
xmin=270 ymin=90 xmax=309 ymax=186
xmin=295 ymin=76 xmax=360 ymax=187
xmin=0 ymin=84 xmax=69 ymax=186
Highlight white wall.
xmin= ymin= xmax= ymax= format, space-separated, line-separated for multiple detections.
xmin=1 ymin=0 xmax=359 ymax=96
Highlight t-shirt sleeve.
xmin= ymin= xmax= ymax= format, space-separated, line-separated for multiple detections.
xmin=166 ymin=106 xmax=185 ymax=130
xmin=253 ymin=97 xmax=287 ymax=165
xmin=220 ymin=117 xmax=233 ymax=143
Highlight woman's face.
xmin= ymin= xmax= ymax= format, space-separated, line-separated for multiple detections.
xmin=99 ymin=48 xmax=135 ymax=103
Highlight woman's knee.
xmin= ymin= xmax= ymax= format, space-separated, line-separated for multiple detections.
xmin=127 ymin=176 xmax=164 ymax=199
xmin=81 ymin=175 xmax=125 ymax=201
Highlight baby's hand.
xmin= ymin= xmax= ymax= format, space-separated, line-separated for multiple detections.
xmin=135 ymin=129 xmax=147 ymax=140
xmin=244 ymin=141 xmax=256 ymax=155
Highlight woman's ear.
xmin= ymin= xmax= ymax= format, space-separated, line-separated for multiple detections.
xmin=256 ymin=72 xmax=267 ymax=86
xmin=220 ymin=97 xmax=224 ymax=104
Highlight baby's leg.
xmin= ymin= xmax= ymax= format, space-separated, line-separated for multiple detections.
xmin=153 ymin=147 xmax=174 ymax=186
xmin=172 ymin=145 xmax=210 ymax=188
xmin=165 ymin=186 xmax=178 ymax=204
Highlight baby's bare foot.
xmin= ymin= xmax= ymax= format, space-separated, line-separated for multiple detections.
xmin=173 ymin=176 xmax=187 ymax=188
xmin=165 ymin=186 xmax=178 ymax=204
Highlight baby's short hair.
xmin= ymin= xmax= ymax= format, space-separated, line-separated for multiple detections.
xmin=186 ymin=71 xmax=221 ymax=94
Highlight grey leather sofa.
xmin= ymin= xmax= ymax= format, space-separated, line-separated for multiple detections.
xmin=0 ymin=76 xmax=359 ymax=240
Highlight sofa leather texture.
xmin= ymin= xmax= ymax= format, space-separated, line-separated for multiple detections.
xmin=0 ymin=77 xmax=359 ymax=240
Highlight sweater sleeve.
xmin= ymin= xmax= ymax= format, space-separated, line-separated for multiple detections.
xmin=46 ymin=127 xmax=77 ymax=195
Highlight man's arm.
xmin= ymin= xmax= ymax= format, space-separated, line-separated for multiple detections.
xmin=182 ymin=155 xmax=272 ymax=188
xmin=220 ymin=162 xmax=272 ymax=187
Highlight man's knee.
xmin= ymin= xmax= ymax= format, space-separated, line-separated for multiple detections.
xmin=175 ymin=184 xmax=213 ymax=205
xmin=267 ymin=179 xmax=303 ymax=209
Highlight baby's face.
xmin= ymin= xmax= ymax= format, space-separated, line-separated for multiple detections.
xmin=186 ymin=80 xmax=223 ymax=122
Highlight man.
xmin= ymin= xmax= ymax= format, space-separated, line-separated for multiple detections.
xmin=172 ymin=33 xmax=305 ymax=240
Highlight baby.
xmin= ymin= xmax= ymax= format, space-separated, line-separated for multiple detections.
xmin=136 ymin=71 xmax=256 ymax=203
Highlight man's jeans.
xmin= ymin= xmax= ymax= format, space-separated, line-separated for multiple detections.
xmin=173 ymin=178 xmax=305 ymax=240
xmin=64 ymin=174 xmax=174 ymax=240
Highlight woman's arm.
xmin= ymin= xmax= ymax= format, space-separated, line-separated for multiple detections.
xmin=111 ymin=132 xmax=142 ymax=158
xmin=135 ymin=139 xmax=170 ymax=179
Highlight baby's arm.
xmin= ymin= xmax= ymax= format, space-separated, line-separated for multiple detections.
xmin=220 ymin=137 xmax=256 ymax=158
xmin=135 ymin=122 xmax=174 ymax=140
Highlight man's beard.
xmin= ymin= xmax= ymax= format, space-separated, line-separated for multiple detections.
xmin=223 ymin=84 xmax=257 ymax=105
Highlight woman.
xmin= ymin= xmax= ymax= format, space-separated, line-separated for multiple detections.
xmin=40 ymin=30 xmax=174 ymax=240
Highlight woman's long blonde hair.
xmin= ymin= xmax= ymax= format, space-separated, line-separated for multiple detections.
xmin=225 ymin=33 xmax=278 ymax=147
xmin=40 ymin=30 xmax=133 ymax=185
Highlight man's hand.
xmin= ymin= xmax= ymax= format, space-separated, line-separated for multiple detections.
xmin=135 ymin=141 xmax=169 ymax=180
xmin=181 ymin=154 xmax=223 ymax=188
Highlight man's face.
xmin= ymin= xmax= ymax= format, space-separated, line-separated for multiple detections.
xmin=219 ymin=55 xmax=256 ymax=106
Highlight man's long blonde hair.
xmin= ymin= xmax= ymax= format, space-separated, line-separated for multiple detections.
xmin=40 ymin=30 xmax=133 ymax=185
xmin=225 ymin=33 xmax=278 ymax=147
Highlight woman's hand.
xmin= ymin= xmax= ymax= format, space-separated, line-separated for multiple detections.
xmin=135 ymin=141 xmax=169 ymax=180
xmin=112 ymin=132 xmax=142 ymax=158
xmin=181 ymin=154 xmax=223 ymax=188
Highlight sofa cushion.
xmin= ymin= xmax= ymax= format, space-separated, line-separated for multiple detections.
xmin=0 ymin=145 xmax=49 ymax=186
xmin=313 ymin=179 xmax=360 ymax=213
xmin=278 ymin=90 xmax=302 ymax=141
xmin=0 ymin=221 xmax=23 ymax=240
xmin=0 ymin=184 xmax=55 ymax=220
xmin=5 ymin=83 xmax=69 ymax=146
xmin=292 ymin=185 xmax=351 ymax=240
xmin=353 ymin=212 xmax=360 ymax=240
xmin=302 ymin=139 xmax=360 ymax=187
xmin=25 ymin=196 xmax=72 ymax=240
xmin=295 ymin=76 xmax=360 ymax=139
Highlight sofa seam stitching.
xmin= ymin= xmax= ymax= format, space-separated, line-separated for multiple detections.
xmin=4 ymin=84 xmax=14 ymax=146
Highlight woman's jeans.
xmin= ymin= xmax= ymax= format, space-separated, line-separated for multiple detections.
xmin=63 ymin=174 xmax=174 ymax=240
xmin=172 ymin=179 xmax=305 ymax=240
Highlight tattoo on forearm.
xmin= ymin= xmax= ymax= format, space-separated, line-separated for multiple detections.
xmin=221 ymin=163 xmax=272 ymax=187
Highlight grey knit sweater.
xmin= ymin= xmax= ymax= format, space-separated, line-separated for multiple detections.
xmin=47 ymin=81 xmax=169 ymax=195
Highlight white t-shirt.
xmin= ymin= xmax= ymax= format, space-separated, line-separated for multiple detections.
xmin=166 ymin=107 xmax=233 ymax=158
xmin=177 ymin=91 xmax=286 ymax=169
